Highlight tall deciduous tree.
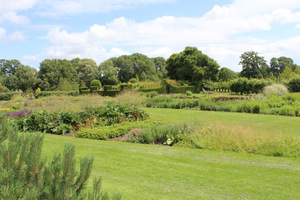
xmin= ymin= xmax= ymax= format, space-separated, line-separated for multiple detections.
xmin=239 ymin=51 xmax=268 ymax=79
xmin=99 ymin=58 xmax=119 ymax=85
xmin=151 ymin=57 xmax=167 ymax=79
xmin=270 ymin=56 xmax=298 ymax=77
xmin=15 ymin=65 xmax=40 ymax=92
xmin=39 ymin=59 xmax=78 ymax=91
xmin=166 ymin=47 xmax=220 ymax=82
xmin=72 ymin=58 xmax=98 ymax=87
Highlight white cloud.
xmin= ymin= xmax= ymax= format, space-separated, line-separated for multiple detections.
xmin=0 ymin=12 xmax=30 ymax=24
xmin=21 ymin=55 xmax=41 ymax=69
xmin=37 ymin=0 xmax=300 ymax=71
xmin=6 ymin=31 xmax=25 ymax=43
xmin=0 ymin=0 xmax=38 ymax=12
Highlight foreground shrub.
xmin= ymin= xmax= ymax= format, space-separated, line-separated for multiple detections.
xmin=0 ymin=115 xmax=121 ymax=199
xmin=115 ymin=90 xmax=145 ymax=108
xmin=263 ymin=83 xmax=289 ymax=96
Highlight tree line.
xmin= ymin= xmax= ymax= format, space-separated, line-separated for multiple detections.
xmin=0 ymin=47 xmax=299 ymax=92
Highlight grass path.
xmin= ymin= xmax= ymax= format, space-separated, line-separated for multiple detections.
xmin=145 ymin=108 xmax=300 ymax=136
xmin=43 ymin=134 xmax=300 ymax=200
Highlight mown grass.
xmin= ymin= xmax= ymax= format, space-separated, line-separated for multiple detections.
xmin=42 ymin=135 xmax=300 ymax=200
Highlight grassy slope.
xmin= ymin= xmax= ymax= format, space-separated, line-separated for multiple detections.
xmin=145 ymin=108 xmax=300 ymax=136
xmin=43 ymin=136 xmax=300 ymax=199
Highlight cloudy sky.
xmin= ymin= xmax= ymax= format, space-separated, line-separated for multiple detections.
xmin=1 ymin=0 xmax=300 ymax=72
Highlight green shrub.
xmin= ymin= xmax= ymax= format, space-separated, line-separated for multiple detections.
xmin=0 ymin=91 xmax=19 ymax=100
xmin=90 ymin=79 xmax=102 ymax=90
xmin=288 ymin=76 xmax=300 ymax=92
xmin=186 ymin=90 xmax=193 ymax=96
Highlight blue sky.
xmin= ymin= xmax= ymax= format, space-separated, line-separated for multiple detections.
xmin=1 ymin=0 xmax=300 ymax=72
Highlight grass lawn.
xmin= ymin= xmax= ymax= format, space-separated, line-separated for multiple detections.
xmin=145 ymin=108 xmax=300 ymax=137
xmin=43 ymin=135 xmax=300 ymax=199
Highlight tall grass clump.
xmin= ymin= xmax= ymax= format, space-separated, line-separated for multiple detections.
xmin=263 ymin=83 xmax=289 ymax=96
xmin=182 ymin=121 xmax=300 ymax=157
xmin=116 ymin=90 xmax=145 ymax=108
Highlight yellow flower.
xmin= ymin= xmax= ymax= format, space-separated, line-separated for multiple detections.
xmin=0 ymin=108 xmax=10 ymax=111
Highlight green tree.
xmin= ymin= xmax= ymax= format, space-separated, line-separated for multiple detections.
xmin=39 ymin=59 xmax=78 ymax=91
xmin=15 ymin=65 xmax=40 ymax=92
xmin=270 ymin=57 xmax=297 ymax=77
xmin=115 ymin=54 xmax=159 ymax=83
xmin=72 ymin=58 xmax=98 ymax=87
xmin=239 ymin=51 xmax=268 ymax=79
xmin=166 ymin=47 xmax=220 ymax=82
xmin=218 ymin=67 xmax=237 ymax=82
xmin=151 ymin=57 xmax=167 ymax=79
xmin=99 ymin=59 xmax=119 ymax=86
xmin=279 ymin=66 xmax=294 ymax=80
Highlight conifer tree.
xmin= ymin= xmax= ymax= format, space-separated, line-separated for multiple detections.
xmin=0 ymin=115 xmax=121 ymax=200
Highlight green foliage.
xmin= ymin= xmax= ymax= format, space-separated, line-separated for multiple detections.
xmin=138 ymin=86 xmax=166 ymax=94
xmin=239 ymin=51 xmax=268 ymax=79
xmin=218 ymin=67 xmax=238 ymax=82
xmin=0 ymin=92 xmax=19 ymax=100
xmin=0 ymin=115 xmax=119 ymax=199
xmin=77 ymin=121 xmax=150 ymax=140
xmin=90 ymin=79 xmax=102 ymax=90
xmin=72 ymin=58 xmax=98 ymax=88
xmin=287 ymin=76 xmax=300 ymax=92
xmin=230 ymin=78 xmax=250 ymax=94
xmin=57 ymin=77 xmax=79 ymax=91
xmin=128 ymin=78 xmax=139 ymax=83
xmin=123 ymin=122 xmax=193 ymax=146
xmin=186 ymin=90 xmax=193 ymax=96
xmin=37 ymin=90 xmax=79 ymax=97
xmin=166 ymin=47 xmax=220 ymax=82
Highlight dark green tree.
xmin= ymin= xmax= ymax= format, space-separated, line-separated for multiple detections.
xmin=270 ymin=56 xmax=298 ymax=77
xmin=218 ymin=67 xmax=237 ymax=82
xmin=166 ymin=47 xmax=220 ymax=82
xmin=239 ymin=51 xmax=268 ymax=79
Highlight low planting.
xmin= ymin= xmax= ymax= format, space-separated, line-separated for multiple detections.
xmin=111 ymin=120 xmax=300 ymax=158
xmin=145 ymin=93 xmax=300 ymax=116
xmin=77 ymin=120 xmax=156 ymax=140
xmin=3 ymin=93 xmax=149 ymax=135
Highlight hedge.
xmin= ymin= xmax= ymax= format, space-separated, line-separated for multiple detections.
xmin=37 ymin=90 xmax=80 ymax=97
xmin=0 ymin=92 xmax=19 ymax=101
xmin=138 ymin=86 xmax=166 ymax=94
xmin=168 ymin=85 xmax=195 ymax=93
xmin=288 ymin=76 xmax=300 ymax=92
xmin=97 ymin=90 xmax=121 ymax=97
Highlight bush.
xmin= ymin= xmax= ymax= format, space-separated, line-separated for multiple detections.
xmin=263 ymin=83 xmax=289 ymax=96
xmin=186 ymin=90 xmax=193 ymax=96
xmin=90 ymin=79 xmax=102 ymax=90
xmin=288 ymin=76 xmax=300 ymax=92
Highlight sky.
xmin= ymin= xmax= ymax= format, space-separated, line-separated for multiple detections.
xmin=1 ymin=0 xmax=300 ymax=72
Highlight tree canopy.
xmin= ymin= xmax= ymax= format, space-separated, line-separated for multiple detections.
xmin=239 ymin=51 xmax=268 ymax=79
xmin=166 ymin=47 xmax=220 ymax=82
